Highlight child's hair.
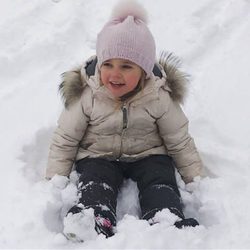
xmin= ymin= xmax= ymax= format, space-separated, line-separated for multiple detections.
xmin=96 ymin=0 xmax=156 ymax=79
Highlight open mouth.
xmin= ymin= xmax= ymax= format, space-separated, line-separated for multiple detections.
xmin=109 ymin=81 xmax=126 ymax=88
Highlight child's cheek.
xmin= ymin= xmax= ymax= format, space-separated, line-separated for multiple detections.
xmin=126 ymin=74 xmax=140 ymax=87
xmin=100 ymin=71 xmax=108 ymax=85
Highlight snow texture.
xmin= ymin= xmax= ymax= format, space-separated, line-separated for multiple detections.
xmin=63 ymin=208 xmax=98 ymax=242
xmin=1 ymin=0 xmax=250 ymax=248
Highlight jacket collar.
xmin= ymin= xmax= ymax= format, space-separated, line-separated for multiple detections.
xmin=59 ymin=52 xmax=188 ymax=108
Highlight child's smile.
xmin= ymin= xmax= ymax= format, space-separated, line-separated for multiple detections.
xmin=109 ymin=81 xmax=126 ymax=88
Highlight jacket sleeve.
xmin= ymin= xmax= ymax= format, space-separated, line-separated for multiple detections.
xmin=156 ymin=90 xmax=203 ymax=183
xmin=46 ymin=99 xmax=89 ymax=179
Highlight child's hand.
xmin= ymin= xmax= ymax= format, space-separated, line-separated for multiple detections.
xmin=185 ymin=176 xmax=202 ymax=193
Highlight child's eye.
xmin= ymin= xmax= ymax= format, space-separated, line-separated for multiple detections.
xmin=102 ymin=62 xmax=112 ymax=67
xmin=122 ymin=64 xmax=132 ymax=69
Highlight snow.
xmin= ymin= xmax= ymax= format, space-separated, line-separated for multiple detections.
xmin=63 ymin=208 xmax=98 ymax=242
xmin=1 ymin=0 xmax=250 ymax=248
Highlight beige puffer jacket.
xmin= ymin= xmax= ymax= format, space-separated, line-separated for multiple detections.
xmin=46 ymin=54 xmax=203 ymax=183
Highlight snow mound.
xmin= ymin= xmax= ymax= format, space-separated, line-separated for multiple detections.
xmin=63 ymin=208 xmax=98 ymax=242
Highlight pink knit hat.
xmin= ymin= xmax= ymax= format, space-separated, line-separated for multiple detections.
xmin=96 ymin=0 xmax=156 ymax=78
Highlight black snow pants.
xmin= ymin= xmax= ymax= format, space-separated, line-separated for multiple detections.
xmin=68 ymin=155 xmax=184 ymax=225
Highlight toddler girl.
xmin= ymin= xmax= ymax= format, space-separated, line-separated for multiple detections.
xmin=46 ymin=0 xmax=203 ymax=242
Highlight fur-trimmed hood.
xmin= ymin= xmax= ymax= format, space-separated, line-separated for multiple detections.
xmin=59 ymin=52 xmax=189 ymax=108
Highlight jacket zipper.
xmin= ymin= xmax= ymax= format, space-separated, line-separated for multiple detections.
xmin=121 ymin=104 xmax=128 ymax=129
xmin=117 ymin=104 xmax=128 ymax=160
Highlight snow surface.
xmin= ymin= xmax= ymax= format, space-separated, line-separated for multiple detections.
xmin=1 ymin=0 xmax=250 ymax=248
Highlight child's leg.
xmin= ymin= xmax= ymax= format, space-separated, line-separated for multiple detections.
xmin=68 ymin=158 xmax=123 ymax=237
xmin=127 ymin=155 xmax=198 ymax=227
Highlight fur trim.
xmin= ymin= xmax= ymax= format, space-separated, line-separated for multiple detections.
xmin=59 ymin=53 xmax=189 ymax=108
xmin=59 ymin=67 xmax=86 ymax=108
xmin=111 ymin=0 xmax=148 ymax=23
xmin=159 ymin=51 xmax=188 ymax=104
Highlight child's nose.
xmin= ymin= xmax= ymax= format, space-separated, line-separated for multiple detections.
xmin=110 ymin=67 xmax=122 ymax=79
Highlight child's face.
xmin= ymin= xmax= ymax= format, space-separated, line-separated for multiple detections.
xmin=100 ymin=58 xmax=143 ymax=98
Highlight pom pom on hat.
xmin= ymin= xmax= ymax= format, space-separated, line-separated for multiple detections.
xmin=110 ymin=0 xmax=148 ymax=24
xmin=96 ymin=0 xmax=156 ymax=78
